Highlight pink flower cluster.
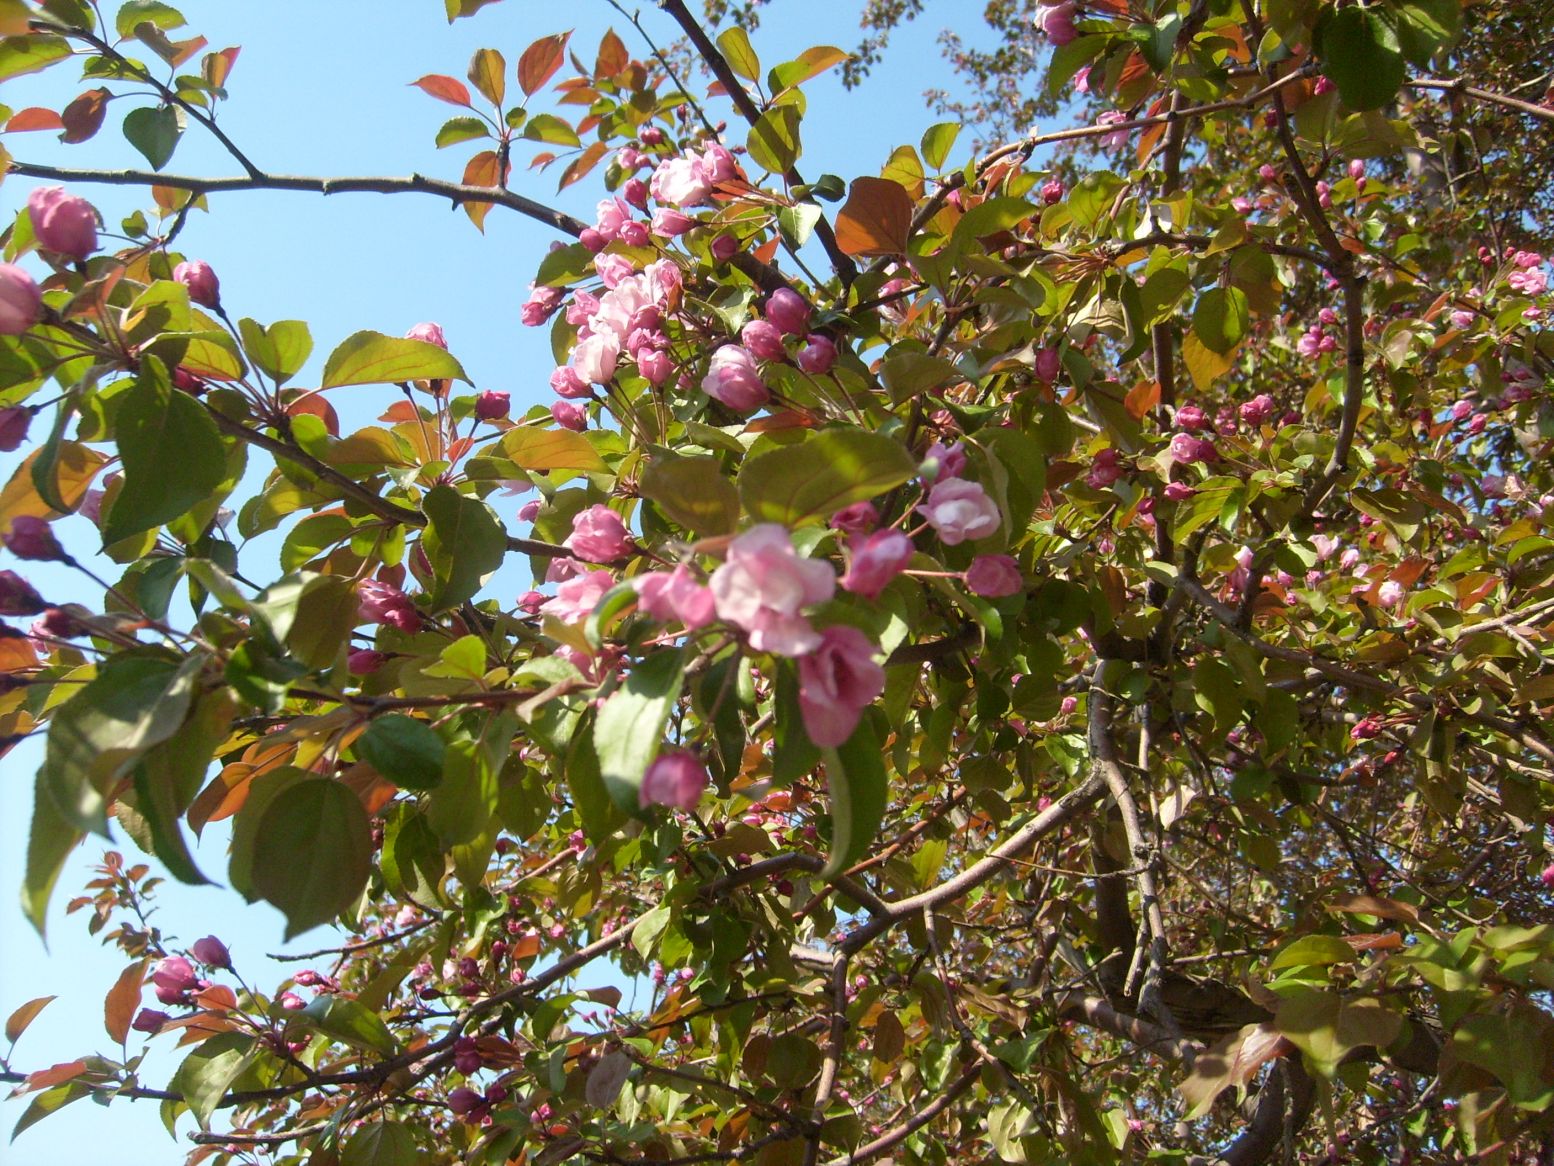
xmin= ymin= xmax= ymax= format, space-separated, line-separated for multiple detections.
xmin=648 ymin=141 xmax=738 ymax=208
xmin=1507 ymin=251 xmax=1548 ymax=297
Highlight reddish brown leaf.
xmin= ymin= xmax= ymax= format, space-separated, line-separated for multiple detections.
xmin=834 ymin=176 xmax=915 ymax=257
xmin=410 ymin=74 xmax=473 ymax=108
xmin=104 ymin=959 xmax=147 ymax=1045
xmin=21 ymin=1060 xmax=87 ymax=1093
xmin=167 ymin=35 xmax=206 ymax=68
xmin=1344 ymin=932 xmax=1405 ymax=952
xmin=286 ymin=392 xmax=340 ymax=437
xmin=518 ymin=32 xmax=570 ymax=96
xmin=558 ymin=140 xmax=608 ymax=192
xmin=5 ymin=996 xmax=56 ymax=1045
xmin=594 ymin=28 xmax=629 ymax=79
xmin=1326 ymin=893 xmax=1421 ymax=924
xmin=0 ymin=632 xmax=38 ymax=672
xmin=461 ymin=149 xmax=507 ymax=232
xmin=60 ymin=88 xmax=110 ymax=144
xmin=6 ymin=107 xmax=64 ymax=133
xmin=753 ymin=236 xmax=780 ymax=265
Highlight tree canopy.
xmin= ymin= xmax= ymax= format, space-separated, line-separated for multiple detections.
xmin=1 ymin=0 xmax=1554 ymax=1163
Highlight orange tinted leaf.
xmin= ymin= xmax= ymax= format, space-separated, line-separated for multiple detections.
xmin=286 ymin=392 xmax=340 ymax=437
xmin=410 ymin=74 xmax=472 ymax=108
xmin=461 ymin=149 xmax=507 ymax=231
xmin=5 ymin=996 xmax=56 ymax=1044
xmin=595 ymin=28 xmax=628 ymax=79
xmin=166 ymin=34 xmax=206 ymax=68
xmin=22 ymin=1060 xmax=87 ymax=1093
xmin=1326 ymin=894 xmax=1420 ymax=924
xmin=1124 ymin=379 xmax=1161 ymax=419
xmin=772 ymin=45 xmax=849 ymax=93
xmin=518 ymin=32 xmax=570 ymax=96
xmin=1344 ymin=932 xmax=1405 ymax=952
xmin=0 ymin=632 xmax=38 ymax=671
xmin=202 ymin=46 xmax=240 ymax=90
xmin=753 ymin=236 xmax=780 ymax=265
xmin=468 ymin=47 xmax=505 ymax=107
xmin=60 ymin=88 xmax=109 ymax=144
xmin=558 ymin=140 xmax=608 ymax=192
xmin=6 ymin=107 xmax=63 ymax=132
xmin=104 ymin=959 xmax=147 ymax=1045
xmin=834 ymin=176 xmax=915 ymax=257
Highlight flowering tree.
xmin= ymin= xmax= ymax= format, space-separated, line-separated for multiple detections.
xmin=2 ymin=0 xmax=1554 ymax=1163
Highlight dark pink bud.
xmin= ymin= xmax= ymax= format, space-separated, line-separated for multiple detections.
xmin=475 ymin=390 xmax=510 ymax=421
xmin=551 ymin=399 xmax=588 ymax=431
xmin=447 ymin=1087 xmax=484 ymax=1119
xmin=1040 ymin=178 xmax=1064 ymax=205
xmin=347 ymin=648 xmax=389 ymax=675
xmin=357 ymin=580 xmax=421 ymax=632
xmin=765 ymin=288 xmax=811 ymax=336
xmin=710 ymin=234 xmax=738 ymax=262
xmin=453 ymin=1036 xmax=483 ymax=1075
xmin=28 ymin=186 xmax=98 ymax=259
xmin=190 ymin=936 xmax=231 ymax=969
xmin=580 ymin=227 xmax=607 ymax=253
xmin=405 ymin=322 xmax=446 ymax=348
xmin=639 ymin=750 xmax=709 ymax=812
xmin=796 ymin=334 xmax=836 ymax=374
xmin=623 ymin=177 xmax=650 ymax=210
xmin=829 ymin=501 xmax=879 ymax=536
xmin=640 ymin=126 xmax=665 ymax=146
xmin=1542 ymin=863 xmax=1554 ymax=890
xmin=842 ymin=529 xmax=913 ymax=599
xmin=0 ymin=569 xmax=46 ymax=616
xmin=171 ymin=366 xmax=206 ymax=396
xmin=741 ymin=318 xmax=786 ymax=362
xmin=3 ymin=516 xmax=67 ymax=562
xmin=173 ymin=260 xmax=221 ymax=309
xmin=151 ymin=956 xmax=199 ymax=1005
xmin=131 ymin=1008 xmax=170 ymax=1034
xmin=0 ymin=264 xmax=43 ymax=336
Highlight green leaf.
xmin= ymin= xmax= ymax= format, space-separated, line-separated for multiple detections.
xmin=1270 ymin=934 xmax=1357 ymax=969
xmin=919 ymin=122 xmax=960 ymax=171
xmin=566 ymin=714 xmax=623 ymax=844
xmin=1191 ymin=287 xmax=1250 ymax=355
xmin=114 ymin=0 xmax=185 ymax=38
xmin=129 ymin=690 xmax=232 ymax=886
xmin=467 ymin=46 xmax=505 ymax=106
xmin=717 ymin=26 xmax=761 ymax=82
xmin=421 ymin=483 xmax=506 ymax=609
xmin=381 ymin=806 xmax=446 ymax=906
xmin=10 ymin=1082 xmax=89 ymax=1141
xmin=500 ymin=427 xmax=607 ymax=472
xmin=250 ymin=779 xmax=373 ymax=939
xmin=300 ymin=994 xmax=398 ymax=1058
xmin=522 ymin=112 xmax=581 ymax=148
xmin=949 ymin=197 xmax=1036 ymax=254
xmin=101 ymin=358 xmax=227 ymax=545
xmin=746 ymin=104 xmax=801 ymax=175
xmin=641 ymin=454 xmax=739 ymax=535
xmin=342 ymin=1121 xmax=420 ymax=1166
xmin=0 ymin=36 xmax=71 ymax=83
xmin=320 ymin=330 xmax=468 ymax=389
xmin=1314 ymin=5 xmax=1406 ymax=113
xmin=819 ymin=713 xmax=887 ymax=879
xmin=594 ymin=648 xmax=686 ymax=814
xmin=122 ymin=104 xmax=180 ymax=170
xmin=739 ymin=428 xmax=916 ymax=526
xmin=357 ymin=715 xmax=447 ymax=791
xmin=773 ymin=663 xmax=820 ymax=786
xmin=534 ymin=241 xmax=595 ymax=287
xmin=42 ymin=653 xmax=200 ymax=833
xmin=1393 ymin=0 xmax=1460 ymax=66
xmin=236 ymin=318 xmax=312 ymax=385
xmin=436 ymin=114 xmax=489 ymax=148
xmin=169 ymin=1033 xmax=253 ymax=1128
xmin=444 ymin=0 xmax=504 ymax=19
xmin=1274 ymin=990 xmax=1402 ymax=1078
xmin=23 ymin=768 xmax=83 ymax=937
xmin=777 ymin=203 xmax=822 ymax=251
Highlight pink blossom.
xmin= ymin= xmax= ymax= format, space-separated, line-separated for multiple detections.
xmin=766 ymin=288 xmax=811 ymax=336
xmin=517 ymin=499 xmax=543 ymax=523
xmin=635 ymin=564 xmax=716 ymax=629
xmin=3 ymin=516 xmax=66 ymax=562
xmin=565 ymin=505 xmax=633 ymax=563
xmin=1162 ymin=481 xmax=1195 ymax=501
xmin=573 ymin=333 xmax=621 ymax=385
xmin=639 ymin=750 xmax=709 ymax=812
xmin=918 ymin=478 xmax=1001 ymax=545
xmin=829 ymin=502 xmax=879 ymax=537
xmin=517 ymin=589 xmax=546 ymax=615
xmin=405 ymin=322 xmax=446 ymax=348
xmin=1168 ymin=433 xmax=1217 ymax=465
xmin=1239 ymin=394 xmax=1277 ymax=427
xmin=650 ymin=155 xmax=713 ymax=207
xmin=623 ymin=177 xmax=650 ymax=209
xmin=475 ymin=390 xmax=509 ymax=421
xmin=922 ymin=441 xmax=967 ymax=481
xmin=702 ymin=345 xmax=769 ymax=411
xmin=842 ymin=529 xmax=913 ymax=599
xmin=540 ymin=569 xmax=616 ymax=623
xmin=710 ymin=524 xmax=835 ymax=656
xmin=0 ymin=264 xmax=42 ymax=336
xmin=594 ymin=197 xmax=631 ymax=242
xmin=151 ymin=956 xmax=199 ymax=1005
xmin=741 ymin=318 xmax=786 ymax=361
xmin=358 ymin=580 xmax=421 ymax=632
xmin=797 ymin=334 xmax=837 ymax=374
xmin=1096 ymin=111 xmax=1129 ymax=149
xmin=638 ymin=347 xmax=673 ymax=384
xmin=797 ymin=625 xmax=886 ymax=748
xmin=1508 ymin=267 xmax=1548 ymax=296
xmin=1034 ymin=1 xmax=1078 ymax=45
xmin=965 ymin=555 xmax=1022 ymax=598
xmin=710 ymin=233 xmax=739 ymax=262
xmin=1542 ymin=863 xmax=1554 ymax=890
xmin=550 ymin=366 xmax=589 ymax=399
xmin=1040 ymin=178 xmax=1065 ymax=205
xmin=1377 ymin=580 xmax=1406 ymax=609
xmin=521 ymin=284 xmax=564 ymax=327
xmin=594 ymin=253 xmax=636 ymax=289
xmin=0 ymin=406 xmax=31 ymax=452
xmin=28 ymin=186 xmax=98 ymax=259
xmin=173 ymin=260 xmax=220 ymax=309
xmin=1087 ymin=448 xmax=1123 ymax=488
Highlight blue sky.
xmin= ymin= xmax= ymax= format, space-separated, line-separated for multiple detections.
xmin=0 ymin=0 xmax=995 ymax=1159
